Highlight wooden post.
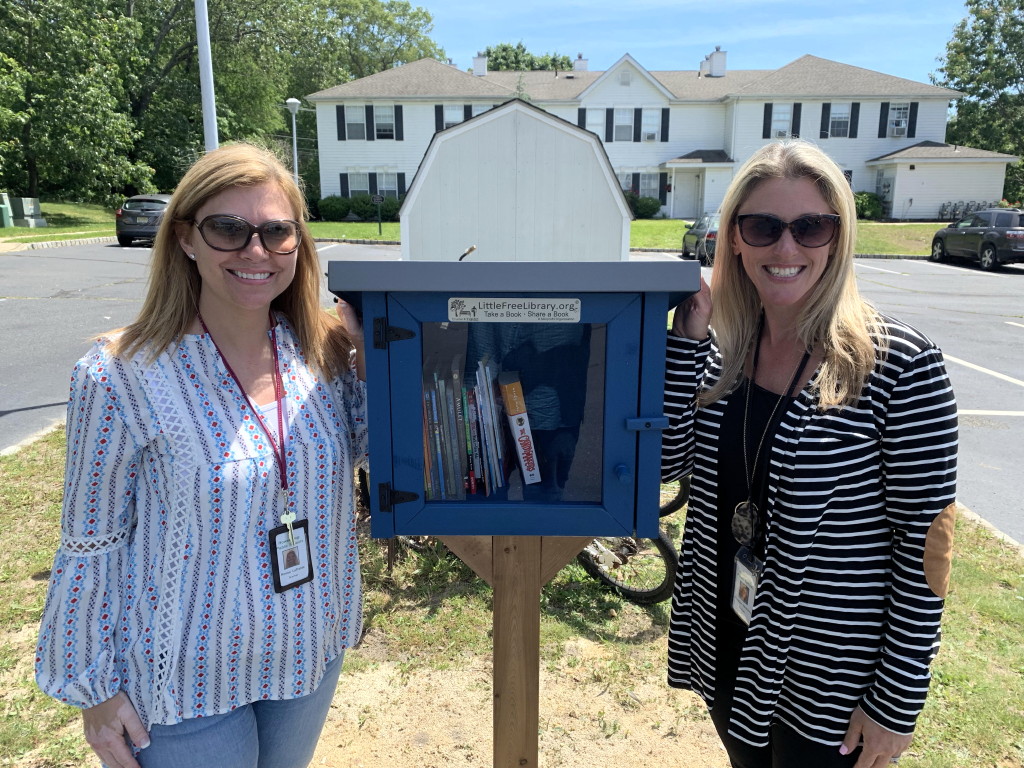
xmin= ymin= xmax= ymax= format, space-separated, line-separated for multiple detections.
xmin=440 ymin=534 xmax=590 ymax=768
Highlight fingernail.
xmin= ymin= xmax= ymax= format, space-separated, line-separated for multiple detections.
xmin=139 ymin=737 xmax=151 ymax=749
xmin=839 ymin=745 xmax=849 ymax=755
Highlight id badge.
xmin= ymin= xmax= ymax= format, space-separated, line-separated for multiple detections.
xmin=268 ymin=519 xmax=314 ymax=593
xmin=731 ymin=546 xmax=762 ymax=625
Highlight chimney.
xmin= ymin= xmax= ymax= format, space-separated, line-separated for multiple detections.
xmin=706 ymin=46 xmax=727 ymax=77
xmin=573 ymin=53 xmax=588 ymax=72
xmin=473 ymin=51 xmax=488 ymax=76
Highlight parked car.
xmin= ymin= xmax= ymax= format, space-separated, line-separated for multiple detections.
xmin=930 ymin=208 xmax=1024 ymax=271
xmin=115 ymin=193 xmax=172 ymax=246
xmin=681 ymin=213 xmax=719 ymax=266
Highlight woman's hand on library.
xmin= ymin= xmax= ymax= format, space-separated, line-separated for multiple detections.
xmin=671 ymin=276 xmax=711 ymax=341
xmin=336 ymin=299 xmax=366 ymax=380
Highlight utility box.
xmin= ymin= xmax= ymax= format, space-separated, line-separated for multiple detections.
xmin=399 ymin=99 xmax=632 ymax=262
xmin=329 ymin=260 xmax=699 ymax=539
xmin=10 ymin=196 xmax=47 ymax=228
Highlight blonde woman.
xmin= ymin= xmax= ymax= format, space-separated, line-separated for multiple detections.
xmin=663 ymin=141 xmax=957 ymax=768
xmin=36 ymin=144 xmax=367 ymax=768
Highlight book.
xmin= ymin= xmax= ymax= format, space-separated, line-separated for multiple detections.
xmin=497 ymin=371 xmax=541 ymax=485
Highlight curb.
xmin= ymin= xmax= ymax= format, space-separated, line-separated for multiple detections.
xmin=0 ymin=237 xmax=925 ymax=260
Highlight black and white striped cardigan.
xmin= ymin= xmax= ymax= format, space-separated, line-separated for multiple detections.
xmin=661 ymin=316 xmax=958 ymax=747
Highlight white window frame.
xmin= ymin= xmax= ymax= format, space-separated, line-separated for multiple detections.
xmin=471 ymin=103 xmax=490 ymax=117
xmin=378 ymin=172 xmax=399 ymax=199
xmin=617 ymin=172 xmax=633 ymax=193
xmin=888 ymin=102 xmax=909 ymax=137
xmin=586 ymin=109 xmax=605 ymax=138
xmin=614 ymin=108 xmax=633 ymax=142
xmin=641 ymin=108 xmax=660 ymax=141
xmin=619 ymin=70 xmax=632 ymax=86
xmin=639 ymin=172 xmax=659 ymax=200
xmin=443 ymin=104 xmax=463 ymax=129
xmin=771 ymin=104 xmax=792 ymax=138
xmin=349 ymin=172 xmax=370 ymax=197
xmin=346 ymin=107 xmax=366 ymax=140
xmin=830 ymin=104 xmax=851 ymax=138
xmin=374 ymin=105 xmax=395 ymax=139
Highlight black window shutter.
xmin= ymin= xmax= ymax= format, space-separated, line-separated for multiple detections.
xmin=336 ymin=106 xmax=347 ymax=141
xmin=659 ymin=172 xmax=668 ymax=205
xmin=397 ymin=173 xmax=407 ymax=197
xmin=631 ymin=173 xmax=640 ymax=195
xmin=762 ymin=104 xmax=773 ymax=139
xmin=435 ymin=105 xmax=444 ymax=132
xmin=365 ymin=105 xmax=375 ymax=141
xmin=661 ymin=108 xmax=670 ymax=141
xmin=394 ymin=105 xmax=404 ymax=141
xmin=908 ymin=102 xmax=919 ymax=138
xmin=850 ymin=103 xmax=860 ymax=138
xmin=605 ymin=108 xmax=614 ymax=142
xmin=820 ymin=103 xmax=831 ymax=139
xmin=339 ymin=174 xmax=349 ymax=198
xmin=633 ymin=108 xmax=642 ymax=142
xmin=464 ymin=104 xmax=473 ymax=121
xmin=792 ymin=103 xmax=802 ymax=137
xmin=878 ymin=102 xmax=889 ymax=138
xmin=368 ymin=173 xmax=378 ymax=196
xmin=578 ymin=108 xmax=586 ymax=129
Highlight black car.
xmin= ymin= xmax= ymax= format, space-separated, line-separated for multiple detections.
xmin=681 ymin=213 xmax=719 ymax=266
xmin=930 ymin=208 xmax=1024 ymax=271
xmin=116 ymin=193 xmax=172 ymax=246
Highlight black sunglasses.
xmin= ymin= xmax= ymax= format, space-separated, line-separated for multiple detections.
xmin=736 ymin=213 xmax=841 ymax=248
xmin=193 ymin=215 xmax=302 ymax=254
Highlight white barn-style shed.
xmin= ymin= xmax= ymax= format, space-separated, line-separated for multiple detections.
xmin=399 ymin=99 xmax=633 ymax=261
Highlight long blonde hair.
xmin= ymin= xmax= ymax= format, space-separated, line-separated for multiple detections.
xmin=703 ymin=140 xmax=882 ymax=409
xmin=109 ymin=143 xmax=353 ymax=379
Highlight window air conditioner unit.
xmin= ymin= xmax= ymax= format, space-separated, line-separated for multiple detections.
xmin=643 ymin=131 xmax=658 ymax=141
xmin=774 ymin=129 xmax=789 ymax=138
xmin=892 ymin=125 xmax=907 ymax=137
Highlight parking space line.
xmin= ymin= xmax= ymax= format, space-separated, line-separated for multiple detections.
xmin=854 ymin=262 xmax=904 ymax=275
xmin=316 ymin=243 xmax=339 ymax=252
xmin=927 ymin=261 xmax=977 ymax=273
xmin=945 ymin=354 xmax=1024 ymax=387
xmin=1007 ymin=321 xmax=1024 ymax=330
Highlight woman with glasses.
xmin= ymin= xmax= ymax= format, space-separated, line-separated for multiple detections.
xmin=663 ymin=141 xmax=957 ymax=768
xmin=36 ymin=143 xmax=367 ymax=768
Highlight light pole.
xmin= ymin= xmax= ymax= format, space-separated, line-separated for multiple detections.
xmin=285 ymin=98 xmax=300 ymax=187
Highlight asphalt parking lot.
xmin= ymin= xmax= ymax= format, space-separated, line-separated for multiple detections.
xmin=1 ymin=241 xmax=1021 ymax=543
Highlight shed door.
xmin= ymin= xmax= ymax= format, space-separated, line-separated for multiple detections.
xmin=381 ymin=291 xmax=643 ymax=537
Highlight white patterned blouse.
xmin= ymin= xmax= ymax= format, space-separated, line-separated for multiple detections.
xmin=35 ymin=315 xmax=368 ymax=730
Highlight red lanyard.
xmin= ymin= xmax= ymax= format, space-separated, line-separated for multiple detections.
xmin=197 ymin=312 xmax=288 ymax=492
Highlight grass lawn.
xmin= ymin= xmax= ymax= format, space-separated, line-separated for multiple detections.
xmin=0 ymin=203 xmax=936 ymax=256
xmin=1 ymin=429 xmax=1022 ymax=767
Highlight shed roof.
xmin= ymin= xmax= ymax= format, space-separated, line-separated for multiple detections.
xmin=867 ymin=140 xmax=1018 ymax=163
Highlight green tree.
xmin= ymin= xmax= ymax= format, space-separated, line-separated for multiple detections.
xmin=934 ymin=0 xmax=1024 ymax=202
xmin=0 ymin=0 xmax=153 ymax=203
xmin=483 ymin=42 xmax=573 ymax=71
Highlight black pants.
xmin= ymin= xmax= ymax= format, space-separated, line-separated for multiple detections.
xmin=708 ymin=689 xmax=860 ymax=768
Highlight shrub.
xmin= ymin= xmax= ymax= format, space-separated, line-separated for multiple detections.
xmin=854 ymin=191 xmax=883 ymax=220
xmin=623 ymin=191 xmax=664 ymax=219
xmin=348 ymin=194 xmax=377 ymax=221
xmin=318 ymin=195 xmax=350 ymax=222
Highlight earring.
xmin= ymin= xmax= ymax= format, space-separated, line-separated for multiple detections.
xmin=187 ymin=253 xmax=196 ymax=261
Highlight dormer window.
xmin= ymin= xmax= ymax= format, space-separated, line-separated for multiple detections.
xmin=619 ymin=70 xmax=632 ymax=86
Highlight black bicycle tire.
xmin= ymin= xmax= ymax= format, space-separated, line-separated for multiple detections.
xmin=576 ymin=531 xmax=678 ymax=605
xmin=659 ymin=474 xmax=691 ymax=517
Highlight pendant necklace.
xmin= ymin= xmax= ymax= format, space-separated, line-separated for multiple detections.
xmin=731 ymin=317 xmax=812 ymax=550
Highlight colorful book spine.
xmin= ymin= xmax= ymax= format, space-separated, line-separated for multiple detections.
xmin=497 ymin=371 xmax=541 ymax=485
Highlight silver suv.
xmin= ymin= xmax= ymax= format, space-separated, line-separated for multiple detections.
xmin=930 ymin=208 xmax=1024 ymax=271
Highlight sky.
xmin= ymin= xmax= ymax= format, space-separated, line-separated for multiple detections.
xmin=419 ymin=0 xmax=970 ymax=86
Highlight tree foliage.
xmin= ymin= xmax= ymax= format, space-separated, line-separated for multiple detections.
xmin=0 ymin=0 xmax=442 ymax=203
xmin=935 ymin=0 xmax=1024 ymax=202
xmin=482 ymin=42 xmax=574 ymax=72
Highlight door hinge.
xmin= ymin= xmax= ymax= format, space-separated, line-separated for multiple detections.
xmin=372 ymin=317 xmax=416 ymax=349
xmin=378 ymin=482 xmax=419 ymax=513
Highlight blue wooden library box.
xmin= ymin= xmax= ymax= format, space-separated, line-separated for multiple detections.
xmin=329 ymin=260 xmax=699 ymax=539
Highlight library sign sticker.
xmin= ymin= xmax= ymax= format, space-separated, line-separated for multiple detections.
xmin=447 ymin=297 xmax=581 ymax=323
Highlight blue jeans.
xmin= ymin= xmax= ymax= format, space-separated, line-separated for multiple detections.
xmin=136 ymin=653 xmax=343 ymax=768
